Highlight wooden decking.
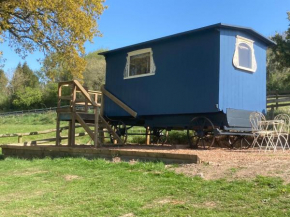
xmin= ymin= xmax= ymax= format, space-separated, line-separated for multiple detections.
xmin=1 ymin=145 xmax=200 ymax=164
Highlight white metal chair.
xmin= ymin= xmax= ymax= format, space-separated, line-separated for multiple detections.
xmin=273 ymin=114 xmax=290 ymax=151
xmin=250 ymin=112 xmax=266 ymax=148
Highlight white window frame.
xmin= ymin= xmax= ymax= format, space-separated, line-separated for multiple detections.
xmin=233 ymin=35 xmax=257 ymax=72
xmin=124 ymin=48 xmax=156 ymax=79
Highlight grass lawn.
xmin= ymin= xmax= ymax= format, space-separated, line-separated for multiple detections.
xmin=0 ymin=157 xmax=289 ymax=217
xmin=1 ymin=112 xmax=290 ymax=216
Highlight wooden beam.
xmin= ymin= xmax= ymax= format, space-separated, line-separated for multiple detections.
xmin=101 ymin=85 xmax=137 ymax=118
xmin=73 ymin=80 xmax=97 ymax=107
xmin=56 ymin=113 xmax=61 ymax=146
xmin=146 ymin=126 xmax=150 ymax=145
xmin=58 ymin=81 xmax=74 ymax=86
xmin=267 ymin=97 xmax=290 ymax=104
xmin=99 ymin=115 xmax=123 ymax=144
xmin=75 ymin=112 xmax=95 ymax=140
xmin=100 ymin=93 xmax=104 ymax=116
xmin=70 ymin=85 xmax=77 ymax=146
xmin=94 ymin=107 xmax=99 ymax=147
xmin=88 ymin=90 xmax=102 ymax=94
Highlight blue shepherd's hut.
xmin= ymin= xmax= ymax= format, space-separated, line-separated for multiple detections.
xmin=100 ymin=23 xmax=275 ymax=131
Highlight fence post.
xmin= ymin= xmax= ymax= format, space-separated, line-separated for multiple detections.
xmin=271 ymin=105 xmax=275 ymax=120
xmin=275 ymin=89 xmax=278 ymax=110
xmin=18 ymin=136 xmax=23 ymax=143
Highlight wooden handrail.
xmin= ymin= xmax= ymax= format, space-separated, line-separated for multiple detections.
xmin=73 ymin=80 xmax=98 ymax=107
xmin=101 ymin=85 xmax=137 ymax=118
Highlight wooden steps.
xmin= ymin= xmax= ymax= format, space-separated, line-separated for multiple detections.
xmin=56 ymin=80 xmax=123 ymax=147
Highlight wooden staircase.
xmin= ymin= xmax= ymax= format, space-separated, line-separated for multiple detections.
xmin=56 ymin=80 xmax=124 ymax=147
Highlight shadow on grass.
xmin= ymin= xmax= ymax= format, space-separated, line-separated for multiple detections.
xmin=0 ymin=154 xmax=5 ymax=160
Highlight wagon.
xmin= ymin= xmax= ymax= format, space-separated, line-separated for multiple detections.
xmin=98 ymin=23 xmax=275 ymax=148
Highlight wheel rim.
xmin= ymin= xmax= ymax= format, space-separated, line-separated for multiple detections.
xmin=187 ymin=117 xmax=215 ymax=149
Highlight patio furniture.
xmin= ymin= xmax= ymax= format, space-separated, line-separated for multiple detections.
xmin=259 ymin=119 xmax=284 ymax=151
xmin=250 ymin=112 xmax=273 ymax=149
xmin=273 ymin=114 xmax=290 ymax=151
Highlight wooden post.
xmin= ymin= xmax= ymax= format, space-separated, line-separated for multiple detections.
xmin=271 ymin=105 xmax=275 ymax=120
xmin=18 ymin=136 xmax=23 ymax=143
xmin=84 ymin=98 xmax=88 ymax=113
xmin=56 ymin=113 xmax=61 ymax=146
xmin=99 ymin=93 xmax=105 ymax=144
xmin=56 ymin=84 xmax=62 ymax=146
xmin=100 ymin=91 xmax=104 ymax=117
xmin=94 ymin=106 xmax=99 ymax=147
xmin=276 ymin=89 xmax=278 ymax=110
xmin=70 ymin=84 xmax=76 ymax=146
xmin=68 ymin=121 xmax=72 ymax=146
xmin=146 ymin=126 xmax=150 ymax=145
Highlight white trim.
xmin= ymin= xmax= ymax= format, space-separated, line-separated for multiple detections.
xmin=124 ymin=48 xmax=156 ymax=79
xmin=124 ymin=72 xmax=155 ymax=79
xmin=233 ymin=35 xmax=257 ymax=73
xmin=128 ymin=48 xmax=152 ymax=56
xmin=236 ymin=35 xmax=254 ymax=44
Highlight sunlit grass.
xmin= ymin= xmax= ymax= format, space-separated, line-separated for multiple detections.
xmin=0 ymin=157 xmax=289 ymax=216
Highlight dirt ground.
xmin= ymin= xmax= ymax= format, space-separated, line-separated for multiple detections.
xmin=110 ymin=145 xmax=290 ymax=183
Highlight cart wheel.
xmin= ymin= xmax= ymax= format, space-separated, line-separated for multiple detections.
xmin=110 ymin=121 xmax=127 ymax=144
xmin=187 ymin=117 xmax=215 ymax=149
xmin=151 ymin=129 xmax=168 ymax=145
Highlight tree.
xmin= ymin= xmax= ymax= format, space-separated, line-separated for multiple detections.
xmin=40 ymin=53 xmax=74 ymax=82
xmin=0 ymin=0 xmax=106 ymax=79
xmin=12 ymin=86 xmax=42 ymax=109
xmin=267 ymin=12 xmax=290 ymax=91
xmin=83 ymin=49 xmax=107 ymax=90
xmin=0 ymin=69 xmax=8 ymax=110
xmin=8 ymin=62 xmax=43 ymax=109
xmin=0 ymin=69 xmax=8 ymax=94
xmin=270 ymin=12 xmax=290 ymax=70
xmin=40 ymin=48 xmax=107 ymax=88
xmin=9 ymin=62 xmax=39 ymax=94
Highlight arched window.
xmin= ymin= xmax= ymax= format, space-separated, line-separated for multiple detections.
xmin=238 ymin=43 xmax=252 ymax=69
xmin=233 ymin=36 xmax=257 ymax=72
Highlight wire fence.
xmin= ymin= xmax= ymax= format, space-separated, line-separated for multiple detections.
xmin=0 ymin=107 xmax=61 ymax=117
xmin=0 ymin=105 xmax=92 ymax=117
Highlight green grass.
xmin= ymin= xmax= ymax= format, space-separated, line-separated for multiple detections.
xmin=0 ymin=112 xmax=190 ymax=145
xmin=1 ymin=113 xmax=290 ymax=216
xmin=0 ymin=112 xmax=91 ymax=145
xmin=0 ymin=112 xmax=57 ymax=125
xmin=0 ymin=157 xmax=289 ymax=216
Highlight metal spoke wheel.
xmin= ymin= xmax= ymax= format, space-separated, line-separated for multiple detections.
xmin=187 ymin=117 xmax=215 ymax=149
xmin=151 ymin=129 xmax=168 ymax=145
xmin=110 ymin=121 xmax=128 ymax=144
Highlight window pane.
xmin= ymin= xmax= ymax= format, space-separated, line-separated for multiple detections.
xmin=238 ymin=43 xmax=252 ymax=69
xmin=129 ymin=52 xmax=151 ymax=76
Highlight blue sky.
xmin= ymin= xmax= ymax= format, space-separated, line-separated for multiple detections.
xmin=1 ymin=0 xmax=290 ymax=77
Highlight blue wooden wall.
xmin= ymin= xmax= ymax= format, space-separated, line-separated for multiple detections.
xmin=218 ymin=29 xmax=267 ymax=114
xmin=104 ymin=29 xmax=220 ymax=117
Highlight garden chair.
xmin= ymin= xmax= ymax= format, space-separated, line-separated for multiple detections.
xmin=250 ymin=112 xmax=273 ymax=150
xmin=273 ymin=114 xmax=290 ymax=151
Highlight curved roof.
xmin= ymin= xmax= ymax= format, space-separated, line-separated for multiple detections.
xmin=100 ymin=23 xmax=276 ymax=56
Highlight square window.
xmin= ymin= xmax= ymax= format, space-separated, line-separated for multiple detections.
xmin=129 ymin=52 xmax=151 ymax=76
xmin=124 ymin=48 xmax=156 ymax=79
